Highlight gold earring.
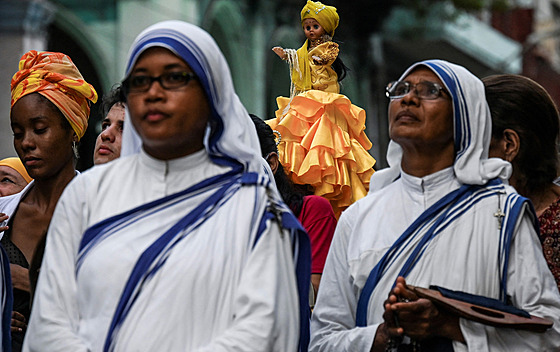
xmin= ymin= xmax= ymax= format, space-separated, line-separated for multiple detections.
xmin=272 ymin=130 xmax=281 ymax=146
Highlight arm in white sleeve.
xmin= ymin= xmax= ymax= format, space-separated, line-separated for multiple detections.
xmin=458 ymin=212 xmax=560 ymax=352
xmin=310 ymin=212 xmax=378 ymax=352
xmin=23 ymin=179 xmax=89 ymax=352
xmin=194 ymin=218 xmax=300 ymax=352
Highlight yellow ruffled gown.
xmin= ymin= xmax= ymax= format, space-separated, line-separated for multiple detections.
xmin=267 ymin=42 xmax=375 ymax=217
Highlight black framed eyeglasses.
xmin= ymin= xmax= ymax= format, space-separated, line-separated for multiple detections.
xmin=385 ymin=80 xmax=448 ymax=100
xmin=124 ymin=71 xmax=197 ymax=93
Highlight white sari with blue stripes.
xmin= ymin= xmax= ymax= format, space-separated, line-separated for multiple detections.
xmin=310 ymin=168 xmax=560 ymax=351
xmin=310 ymin=60 xmax=560 ymax=351
xmin=25 ymin=149 xmax=305 ymax=352
xmin=25 ymin=20 xmax=309 ymax=352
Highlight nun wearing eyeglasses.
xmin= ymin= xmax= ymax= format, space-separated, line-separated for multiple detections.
xmin=309 ymin=60 xmax=560 ymax=351
xmin=24 ymin=21 xmax=311 ymax=352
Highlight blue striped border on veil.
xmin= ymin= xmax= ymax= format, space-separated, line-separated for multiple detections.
xmin=125 ymin=27 xmax=246 ymax=172
xmin=423 ymin=61 xmax=471 ymax=160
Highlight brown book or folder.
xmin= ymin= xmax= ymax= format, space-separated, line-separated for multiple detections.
xmin=409 ymin=285 xmax=553 ymax=333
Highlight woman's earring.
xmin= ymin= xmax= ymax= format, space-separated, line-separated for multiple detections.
xmin=273 ymin=130 xmax=282 ymax=146
xmin=72 ymin=141 xmax=79 ymax=159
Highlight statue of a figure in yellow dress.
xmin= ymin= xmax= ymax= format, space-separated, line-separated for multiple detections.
xmin=268 ymin=0 xmax=376 ymax=217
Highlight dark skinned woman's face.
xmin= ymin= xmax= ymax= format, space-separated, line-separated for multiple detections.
xmin=388 ymin=67 xmax=454 ymax=151
xmin=126 ymin=47 xmax=210 ymax=160
xmin=10 ymin=93 xmax=75 ymax=180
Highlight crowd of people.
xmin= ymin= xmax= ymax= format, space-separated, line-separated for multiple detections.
xmin=0 ymin=1 xmax=559 ymax=351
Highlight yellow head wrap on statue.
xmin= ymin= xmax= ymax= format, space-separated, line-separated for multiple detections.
xmin=294 ymin=1 xmax=339 ymax=92
xmin=300 ymin=0 xmax=339 ymax=37
xmin=10 ymin=50 xmax=98 ymax=140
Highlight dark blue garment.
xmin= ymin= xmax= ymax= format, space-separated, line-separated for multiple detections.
xmin=1 ymin=244 xmax=13 ymax=352
xmin=430 ymin=285 xmax=530 ymax=318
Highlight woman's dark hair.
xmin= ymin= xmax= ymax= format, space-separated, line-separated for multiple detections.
xmin=102 ymin=84 xmax=126 ymax=116
xmin=332 ymin=56 xmax=347 ymax=82
xmin=483 ymin=74 xmax=560 ymax=196
xmin=249 ymin=114 xmax=306 ymax=216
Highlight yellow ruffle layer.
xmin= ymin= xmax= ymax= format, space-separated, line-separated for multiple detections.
xmin=267 ymin=89 xmax=376 ymax=217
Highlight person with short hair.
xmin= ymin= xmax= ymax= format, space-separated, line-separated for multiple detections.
xmin=93 ymin=85 xmax=125 ymax=165
xmin=0 ymin=158 xmax=32 ymax=197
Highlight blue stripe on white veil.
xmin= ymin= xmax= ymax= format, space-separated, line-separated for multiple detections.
xmin=369 ymin=59 xmax=512 ymax=193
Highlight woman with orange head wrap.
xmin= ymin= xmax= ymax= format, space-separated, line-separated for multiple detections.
xmin=0 ymin=50 xmax=97 ymax=351
xmin=270 ymin=0 xmax=376 ymax=218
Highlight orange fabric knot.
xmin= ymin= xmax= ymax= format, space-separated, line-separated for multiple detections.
xmin=11 ymin=50 xmax=98 ymax=140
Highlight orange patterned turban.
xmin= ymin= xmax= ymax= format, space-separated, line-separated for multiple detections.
xmin=10 ymin=50 xmax=98 ymax=140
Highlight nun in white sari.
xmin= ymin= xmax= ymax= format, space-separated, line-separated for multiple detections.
xmin=309 ymin=60 xmax=560 ymax=351
xmin=24 ymin=21 xmax=310 ymax=352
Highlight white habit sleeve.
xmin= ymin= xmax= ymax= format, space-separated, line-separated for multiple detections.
xmin=309 ymin=211 xmax=378 ymax=351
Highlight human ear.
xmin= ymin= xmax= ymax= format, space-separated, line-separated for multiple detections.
xmin=502 ymin=128 xmax=520 ymax=162
xmin=266 ymin=152 xmax=279 ymax=174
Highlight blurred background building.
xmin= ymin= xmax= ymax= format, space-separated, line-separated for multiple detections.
xmin=1 ymin=0 xmax=560 ymax=169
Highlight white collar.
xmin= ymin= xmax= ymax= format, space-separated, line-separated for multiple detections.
xmin=139 ymin=148 xmax=209 ymax=174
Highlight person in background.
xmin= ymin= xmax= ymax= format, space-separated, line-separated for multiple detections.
xmin=93 ymin=84 xmax=125 ymax=165
xmin=24 ymin=20 xmax=310 ymax=352
xmin=310 ymin=59 xmax=560 ymax=351
xmin=0 ymin=50 xmax=97 ymax=351
xmin=485 ymin=74 xmax=560 ymax=292
xmin=250 ymin=114 xmax=336 ymax=300
xmin=0 ymin=158 xmax=32 ymax=197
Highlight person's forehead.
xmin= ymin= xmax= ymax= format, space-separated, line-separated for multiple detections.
xmin=403 ymin=67 xmax=442 ymax=84
xmin=303 ymin=18 xmax=320 ymax=25
xmin=11 ymin=93 xmax=61 ymax=121
xmin=133 ymin=47 xmax=189 ymax=71
xmin=0 ymin=166 xmax=23 ymax=179
xmin=107 ymin=104 xmax=126 ymax=123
